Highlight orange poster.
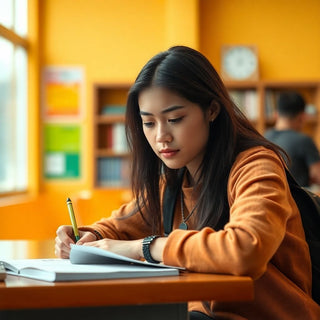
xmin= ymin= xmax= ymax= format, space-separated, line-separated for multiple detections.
xmin=43 ymin=67 xmax=84 ymax=119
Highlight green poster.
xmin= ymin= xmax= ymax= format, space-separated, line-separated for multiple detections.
xmin=44 ymin=124 xmax=81 ymax=179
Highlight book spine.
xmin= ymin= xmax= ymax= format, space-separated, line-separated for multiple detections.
xmin=113 ymin=123 xmax=128 ymax=153
xmin=98 ymin=157 xmax=128 ymax=186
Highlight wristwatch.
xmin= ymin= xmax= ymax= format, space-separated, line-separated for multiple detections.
xmin=142 ymin=235 xmax=160 ymax=264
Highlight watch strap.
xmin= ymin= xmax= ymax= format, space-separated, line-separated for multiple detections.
xmin=142 ymin=235 xmax=160 ymax=264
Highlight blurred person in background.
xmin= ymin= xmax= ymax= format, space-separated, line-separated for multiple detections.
xmin=265 ymin=91 xmax=320 ymax=188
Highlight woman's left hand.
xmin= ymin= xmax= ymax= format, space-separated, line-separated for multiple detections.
xmin=79 ymin=238 xmax=143 ymax=260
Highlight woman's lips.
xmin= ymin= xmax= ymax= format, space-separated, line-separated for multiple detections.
xmin=159 ymin=149 xmax=179 ymax=158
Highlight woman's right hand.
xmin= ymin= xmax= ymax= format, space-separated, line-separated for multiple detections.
xmin=55 ymin=225 xmax=96 ymax=258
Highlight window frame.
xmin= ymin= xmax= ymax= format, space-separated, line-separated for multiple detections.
xmin=0 ymin=24 xmax=29 ymax=49
xmin=0 ymin=5 xmax=31 ymax=198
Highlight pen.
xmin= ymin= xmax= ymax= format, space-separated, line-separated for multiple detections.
xmin=66 ymin=197 xmax=80 ymax=242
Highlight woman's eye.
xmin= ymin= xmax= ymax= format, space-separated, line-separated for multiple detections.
xmin=143 ymin=121 xmax=154 ymax=128
xmin=168 ymin=116 xmax=184 ymax=124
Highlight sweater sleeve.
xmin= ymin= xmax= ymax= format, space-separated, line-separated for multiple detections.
xmin=163 ymin=147 xmax=302 ymax=279
xmin=79 ymin=199 xmax=153 ymax=240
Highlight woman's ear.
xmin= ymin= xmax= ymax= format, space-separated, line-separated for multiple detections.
xmin=208 ymin=101 xmax=221 ymax=122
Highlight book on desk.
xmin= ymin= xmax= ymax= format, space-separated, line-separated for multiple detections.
xmin=0 ymin=244 xmax=181 ymax=282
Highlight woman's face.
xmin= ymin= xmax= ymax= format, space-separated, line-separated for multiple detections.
xmin=138 ymin=87 xmax=213 ymax=180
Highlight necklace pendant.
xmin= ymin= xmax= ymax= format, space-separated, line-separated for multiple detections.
xmin=179 ymin=222 xmax=188 ymax=230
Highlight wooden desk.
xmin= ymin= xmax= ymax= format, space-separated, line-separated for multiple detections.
xmin=0 ymin=240 xmax=254 ymax=320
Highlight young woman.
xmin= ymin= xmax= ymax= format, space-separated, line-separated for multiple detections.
xmin=55 ymin=46 xmax=320 ymax=319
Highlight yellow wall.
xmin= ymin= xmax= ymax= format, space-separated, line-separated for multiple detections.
xmin=1 ymin=0 xmax=320 ymax=239
xmin=199 ymin=0 xmax=320 ymax=80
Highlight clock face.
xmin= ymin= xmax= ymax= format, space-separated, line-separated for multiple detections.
xmin=222 ymin=46 xmax=258 ymax=81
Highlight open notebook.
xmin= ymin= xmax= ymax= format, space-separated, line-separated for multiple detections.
xmin=1 ymin=244 xmax=181 ymax=282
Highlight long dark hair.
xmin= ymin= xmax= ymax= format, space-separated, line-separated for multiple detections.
xmin=125 ymin=46 xmax=284 ymax=234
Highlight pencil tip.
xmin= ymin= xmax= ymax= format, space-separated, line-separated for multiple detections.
xmin=67 ymin=197 xmax=71 ymax=202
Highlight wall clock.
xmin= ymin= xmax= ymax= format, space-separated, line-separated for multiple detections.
xmin=221 ymin=45 xmax=259 ymax=81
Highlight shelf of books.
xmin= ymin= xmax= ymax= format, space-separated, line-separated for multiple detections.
xmin=225 ymin=81 xmax=263 ymax=132
xmin=228 ymin=88 xmax=259 ymax=121
xmin=93 ymin=84 xmax=132 ymax=188
xmin=262 ymin=82 xmax=320 ymax=138
xmin=92 ymin=81 xmax=320 ymax=189
xmin=225 ymin=81 xmax=320 ymax=145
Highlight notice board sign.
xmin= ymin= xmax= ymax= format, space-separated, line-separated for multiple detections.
xmin=44 ymin=124 xmax=81 ymax=179
xmin=42 ymin=67 xmax=84 ymax=119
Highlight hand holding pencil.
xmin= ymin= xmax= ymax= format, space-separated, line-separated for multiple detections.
xmin=55 ymin=198 xmax=97 ymax=258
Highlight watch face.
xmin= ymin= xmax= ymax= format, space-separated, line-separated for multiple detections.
xmin=222 ymin=46 xmax=258 ymax=80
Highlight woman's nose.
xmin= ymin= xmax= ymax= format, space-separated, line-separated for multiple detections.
xmin=156 ymin=124 xmax=172 ymax=143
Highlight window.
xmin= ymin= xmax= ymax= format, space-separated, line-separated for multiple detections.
xmin=0 ymin=0 xmax=28 ymax=194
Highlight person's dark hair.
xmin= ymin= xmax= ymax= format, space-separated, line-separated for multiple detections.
xmin=125 ymin=45 xmax=285 ymax=234
xmin=277 ymin=91 xmax=306 ymax=118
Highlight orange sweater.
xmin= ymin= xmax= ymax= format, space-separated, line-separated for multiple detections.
xmin=82 ymin=146 xmax=320 ymax=319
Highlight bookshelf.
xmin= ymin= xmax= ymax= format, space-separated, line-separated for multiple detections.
xmin=93 ymin=81 xmax=320 ymax=189
xmin=225 ymin=80 xmax=320 ymax=147
xmin=93 ymin=83 xmax=132 ymax=188
xmin=225 ymin=81 xmax=263 ymax=131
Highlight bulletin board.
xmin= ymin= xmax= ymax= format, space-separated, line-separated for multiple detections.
xmin=42 ymin=66 xmax=85 ymax=180
xmin=43 ymin=67 xmax=84 ymax=119
xmin=44 ymin=124 xmax=81 ymax=179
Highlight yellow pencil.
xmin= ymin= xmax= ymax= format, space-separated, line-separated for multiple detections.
xmin=66 ymin=197 xmax=80 ymax=242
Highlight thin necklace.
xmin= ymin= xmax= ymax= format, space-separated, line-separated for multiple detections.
xmin=179 ymin=189 xmax=197 ymax=230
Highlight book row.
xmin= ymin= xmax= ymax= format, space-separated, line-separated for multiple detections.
xmin=105 ymin=123 xmax=128 ymax=153
xmin=97 ymin=157 xmax=130 ymax=187
xmin=229 ymin=89 xmax=317 ymax=121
